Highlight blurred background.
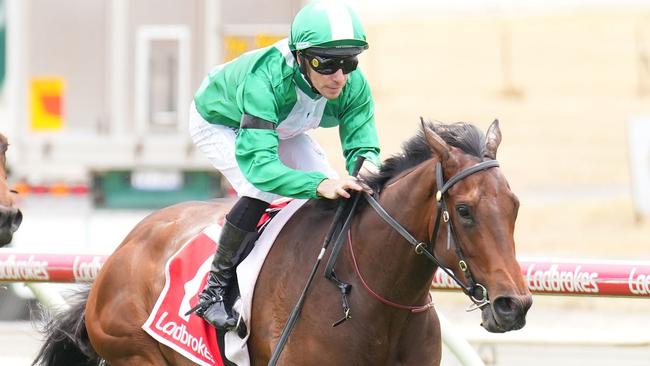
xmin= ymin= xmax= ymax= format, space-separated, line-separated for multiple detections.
xmin=0 ymin=0 xmax=649 ymax=365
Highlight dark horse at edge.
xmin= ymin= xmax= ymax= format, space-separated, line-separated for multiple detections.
xmin=0 ymin=133 xmax=22 ymax=246
xmin=33 ymin=121 xmax=532 ymax=365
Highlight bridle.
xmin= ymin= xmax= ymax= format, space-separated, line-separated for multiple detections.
xmin=361 ymin=159 xmax=500 ymax=311
xmin=268 ymin=158 xmax=501 ymax=365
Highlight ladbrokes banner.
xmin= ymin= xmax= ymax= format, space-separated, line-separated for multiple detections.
xmin=141 ymin=228 xmax=223 ymax=366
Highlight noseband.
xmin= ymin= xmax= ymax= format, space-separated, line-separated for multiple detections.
xmin=364 ymin=159 xmax=500 ymax=310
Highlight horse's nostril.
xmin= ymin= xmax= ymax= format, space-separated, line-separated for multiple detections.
xmin=0 ymin=209 xmax=8 ymax=226
xmin=13 ymin=209 xmax=23 ymax=228
xmin=494 ymin=296 xmax=517 ymax=316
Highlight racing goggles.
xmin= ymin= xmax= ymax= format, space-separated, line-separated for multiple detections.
xmin=303 ymin=53 xmax=359 ymax=75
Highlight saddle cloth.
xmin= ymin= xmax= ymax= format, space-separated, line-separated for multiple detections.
xmin=142 ymin=199 xmax=307 ymax=366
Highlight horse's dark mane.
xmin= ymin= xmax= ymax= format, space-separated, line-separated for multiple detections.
xmin=311 ymin=121 xmax=487 ymax=213
xmin=364 ymin=121 xmax=487 ymax=190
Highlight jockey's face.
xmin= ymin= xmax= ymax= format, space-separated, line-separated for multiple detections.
xmin=298 ymin=56 xmax=349 ymax=100
xmin=309 ymin=67 xmax=348 ymax=99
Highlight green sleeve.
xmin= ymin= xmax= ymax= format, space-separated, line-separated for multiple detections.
xmin=235 ymin=129 xmax=328 ymax=198
xmin=235 ymin=74 xmax=327 ymax=198
xmin=237 ymin=74 xmax=279 ymax=123
xmin=338 ymin=77 xmax=381 ymax=174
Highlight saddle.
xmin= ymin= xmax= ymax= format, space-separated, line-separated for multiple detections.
xmin=142 ymin=198 xmax=303 ymax=366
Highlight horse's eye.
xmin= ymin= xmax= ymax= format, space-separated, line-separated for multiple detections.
xmin=456 ymin=204 xmax=473 ymax=222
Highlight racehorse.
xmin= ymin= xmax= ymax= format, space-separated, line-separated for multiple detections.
xmin=0 ymin=133 xmax=22 ymax=246
xmin=33 ymin=121 xmax=532 ymax=365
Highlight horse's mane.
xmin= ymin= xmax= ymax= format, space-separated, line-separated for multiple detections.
xmin=365 ymin=121 xmax=487 ymax=191
xmin=311 ymin=121 xmax=486 ymax=213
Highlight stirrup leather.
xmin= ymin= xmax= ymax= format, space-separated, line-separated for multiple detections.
xmin=186 ymin=291 xmax=223 ymax=316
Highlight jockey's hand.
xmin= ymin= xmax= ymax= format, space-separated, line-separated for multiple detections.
xmin=317 ymin=176 xmax=373 ymax=199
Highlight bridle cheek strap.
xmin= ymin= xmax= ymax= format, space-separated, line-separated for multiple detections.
xmin=431 ymin=160 xmax=499 ymax=305
xmin=364 ymin=192 xmax=473 ymax=297
xmin=362 ymin=160 xmax=499 ymax=310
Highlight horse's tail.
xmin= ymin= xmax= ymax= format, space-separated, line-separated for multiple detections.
xmin=32 ymin=288 xmax=102 ymax=366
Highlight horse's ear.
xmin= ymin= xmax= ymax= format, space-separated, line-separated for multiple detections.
xmin=421 ymin=118 xmax=451 ymax=162
xmin=485 ymin=119 xmax=502 ymax=160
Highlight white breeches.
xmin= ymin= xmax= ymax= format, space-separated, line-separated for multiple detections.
xmin=189 ymin=101 xmax=338 ymax=203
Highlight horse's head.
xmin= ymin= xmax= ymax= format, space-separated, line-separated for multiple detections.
xmin=424 ymin=120 xmax=532 ymax=333
xmin=0 ymin=134 xmax=22 ymax=246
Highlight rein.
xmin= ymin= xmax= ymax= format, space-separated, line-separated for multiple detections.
xmin=348 ymin=229 xmax=434 ymax=312
xmin=268 ymin=157 xmax=365 ymax=366
xmin=359 ymin=159 xmax=500 ymax=311
xmin=269 ymin=159 xmax=498 ymax=365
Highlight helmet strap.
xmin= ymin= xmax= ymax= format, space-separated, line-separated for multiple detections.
xmin=296 ymin=52 xmax=321 ymax=96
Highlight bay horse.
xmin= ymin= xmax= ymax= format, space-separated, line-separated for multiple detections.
xmin=0 ymin=133 xmax=22 ymax=246
xmin=33 ymin=121 xmax=532 ymax=365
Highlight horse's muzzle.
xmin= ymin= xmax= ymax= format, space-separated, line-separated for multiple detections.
xmin=0 ymin=207 xmax=22 ymax=246
xmin=480 ymin=294 xmax=532 ymax=333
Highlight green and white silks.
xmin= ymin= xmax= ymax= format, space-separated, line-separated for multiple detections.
xmin=193 ymin=38 xmax=380 ymax=199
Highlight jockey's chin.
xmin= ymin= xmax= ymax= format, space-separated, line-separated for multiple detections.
xmin=319 ymin=85 xmax=344 ymax=100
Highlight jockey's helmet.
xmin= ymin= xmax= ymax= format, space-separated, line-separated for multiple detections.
xmin=289 ymin=0 xmax=368 ymax=58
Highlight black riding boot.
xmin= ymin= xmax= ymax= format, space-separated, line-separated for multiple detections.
xmin=194 ymin=196 xmax=269 ymax=330
xmin=195 ymin=219 xmax=251 ymax=330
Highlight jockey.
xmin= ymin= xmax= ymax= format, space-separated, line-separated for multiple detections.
xmin=189 ymin=0 xmax=380 ymax=330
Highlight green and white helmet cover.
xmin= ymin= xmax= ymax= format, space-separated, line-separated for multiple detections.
xmin=289 ymin=0 xmax=368 ymax=52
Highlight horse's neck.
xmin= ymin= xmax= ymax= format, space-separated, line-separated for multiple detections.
xmin=353 ymin=162 xmax=438 ymax=304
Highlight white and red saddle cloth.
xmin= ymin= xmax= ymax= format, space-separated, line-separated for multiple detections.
xmin=142 ymin=199 xmax=307 ymax=366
